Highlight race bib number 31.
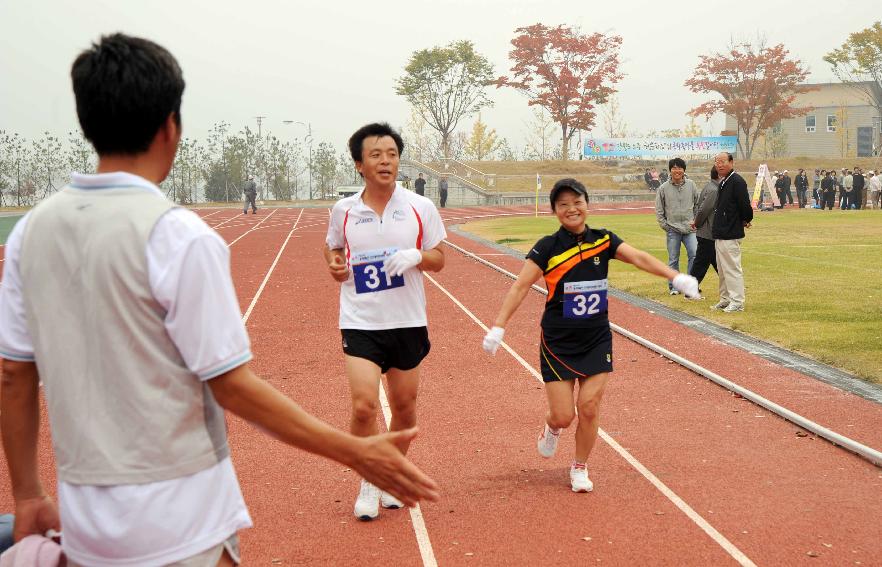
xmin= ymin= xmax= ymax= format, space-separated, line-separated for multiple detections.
xmin=563 ymin=279 xmax=608 ymax=319
xmin=352 ymin=248 xmax=405 ymax=294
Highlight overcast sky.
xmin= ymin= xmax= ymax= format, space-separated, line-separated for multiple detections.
xmin=1 ymin=0 xmax=875 ymax=154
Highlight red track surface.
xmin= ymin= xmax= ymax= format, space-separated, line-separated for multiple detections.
xmin=2 ymin=204 xmax=881 ymax=566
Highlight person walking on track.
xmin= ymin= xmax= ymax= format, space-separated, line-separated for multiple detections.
xmin=481 ymin=178 xmax=698 ymax=493
xmin=0 ymin=35 xmax=438 ymax=566
xmin=243 ymin=176 xmax=257 ymax=214
xmin=324 ymin=122 xmax=447 ymax=521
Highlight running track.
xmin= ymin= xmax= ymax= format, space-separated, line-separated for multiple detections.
xmin=1 ymin=204 xmax=880 ymax=566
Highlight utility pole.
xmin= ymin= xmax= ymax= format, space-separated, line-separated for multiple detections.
xmin=254 ymin=116 xmax=266 ymax=138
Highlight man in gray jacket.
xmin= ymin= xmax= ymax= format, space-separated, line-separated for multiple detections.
xmin=655 ymin=157 xmax=699 ymax=295
xmin=243 ymin=176 xmax=258 ymax=214
xmin=689 ymin=166 xmax=720 ymax=295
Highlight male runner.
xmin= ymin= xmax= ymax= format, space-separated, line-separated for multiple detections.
xmin=324 ymin=123 xmax=447 ymax=521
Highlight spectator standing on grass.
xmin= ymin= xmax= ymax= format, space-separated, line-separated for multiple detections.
xmin=324 ymin=122 xmax=446 ymax=522
xmin=868 ymin=171 xmax=881 ymax=209
xmin=853 ymin=167 xmax=865 ymax=209
xmin=481 ymin=178 xmax=698 ymax=494
xmin=822 ymin=170 xmax=837 ymax=210
xmin=837 ymin=169 xmax=846 ymax=208
xmin=689 ymin=166 xmax=720 ymax=294
xmin=782 ymin=170 xmax=793 ymax=205
xmin=655 ymin=157 xmax=699 ymax=296
xmin=813 ymin=169 xmax=822 ymax=206
xmin=795 ymin=169 xmax=809 ymax=208
xmin=0 ymin=34 xmax=438 ymax=566
xmin=414 ymin=172 xmax=426 ymax=196
xmin=711 ymin=152 xmax=753 ymax=313
xmin=842 ymin=170 xmax=854 ymax=210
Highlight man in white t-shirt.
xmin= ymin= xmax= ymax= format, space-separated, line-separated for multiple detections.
xmin=0 ymin=34 xmax=438 ymax=566
xmin=324 ymin=123 xmax=447 ymax=522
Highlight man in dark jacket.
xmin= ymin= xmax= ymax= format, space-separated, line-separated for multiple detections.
xmin=689 ymin=166 xmax=720 ymax=292
xmin=794 ymin=169 xmax=809 ymax=208
xmin=782 ymin=170 xmax=793 ymax=205
xmin=711 ymin=152 xmax=753 ymax=313
xmin=853 ymin=167 xmax=865 ymax=210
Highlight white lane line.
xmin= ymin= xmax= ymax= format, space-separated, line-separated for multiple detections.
xmin=211 ymin=210 xmax=249 ymax=229
xmin=226 ymin=210 xmax=279 ymax=247
xmin=423 ymin=272 xmax=757 ymax=567
xmin=377 ymin=384 xmax=438 ymax=567
xmin=197 ymin=210 xmax=223 ymax=220
xmin=241 ymin=208 xmax=303 ymax=324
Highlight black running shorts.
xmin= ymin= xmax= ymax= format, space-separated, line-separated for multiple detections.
xmin=539 ymin=325 xmax=613 ymax=382
xmin=341 ymin=327 xmax=431 ymax=373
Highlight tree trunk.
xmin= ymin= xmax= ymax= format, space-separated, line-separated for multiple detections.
xmin=560 ymin=124 xmax=569 ymax=161
xmin=441 ymin=131 xmax=451 ymax=158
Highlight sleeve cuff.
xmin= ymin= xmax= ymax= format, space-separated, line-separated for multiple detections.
xmin=0 ymin=348 xmax=35 ymax=362
xmin=198 ymin=351 xmax=253 ymax=381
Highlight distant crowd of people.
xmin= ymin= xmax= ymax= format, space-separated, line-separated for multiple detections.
xmin=646 ymin=164 xmax=882 ymax=211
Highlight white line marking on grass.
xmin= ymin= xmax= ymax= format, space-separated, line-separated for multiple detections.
xmin=241 ymin=208 xmax=303 ymax=324
xmin=423 ymin=272 xmax=758 ymax=567
xmin=377 ymin=384 xmax=438 ymax=567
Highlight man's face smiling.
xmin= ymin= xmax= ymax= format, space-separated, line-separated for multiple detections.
xmin=554 ymin=189 xmax=588 ymax=233
xmin=670 ymin=165 xmax=685 ymax=184
xmin=357 ymin=135 xmax=399 ymax=189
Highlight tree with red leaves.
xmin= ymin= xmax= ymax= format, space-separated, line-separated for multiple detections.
xmin=498 ymin=24 xmax=623 ymax=160
xmin=685 ymin=40 xmax=813 ymax=160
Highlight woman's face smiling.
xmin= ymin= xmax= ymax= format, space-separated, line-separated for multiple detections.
xmin=553 ymin=189 xmax=588 ymax=233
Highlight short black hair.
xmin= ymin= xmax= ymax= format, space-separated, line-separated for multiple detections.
xmin=71 ymin=33 xmax=184 ymax=155
xmin=668 ymin=157 xmax=686 ymax=170
xmin=710 ymin=166 xmax=719 ymax=181
xmin=549 ymin=178 xmax=589 ymax=211
xmin=348 ymin=122 xmax=405 ymax=163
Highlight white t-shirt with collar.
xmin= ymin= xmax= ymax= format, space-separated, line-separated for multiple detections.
xmin=326 ymin=184 xmax=446 ymax=330
xmin=0 ymin=172 xmax=253 ymax=566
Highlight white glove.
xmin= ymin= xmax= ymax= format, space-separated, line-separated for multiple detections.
xmin=482 ymin=326 xmax=505 ymax=355
xmin=382 ymin=249 xmax=422 ymax=277
xmin=672 ymin=273 xmax=700 ymax=298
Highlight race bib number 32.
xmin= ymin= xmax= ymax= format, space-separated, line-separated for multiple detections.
xmin=563 ymin=279 xmax=608 ymax=319
xmin=352 ymin=248 xmax=405 ymax=294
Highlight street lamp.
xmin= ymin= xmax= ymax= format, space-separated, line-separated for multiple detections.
xmin=283 ymin=120 xmax=313 ymax=200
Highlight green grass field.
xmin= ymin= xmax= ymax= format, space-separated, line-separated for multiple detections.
xmin=462 ymin=209 xmax=882 ymax=385
xmin=0 ymin=215 xmax=23 ymax=245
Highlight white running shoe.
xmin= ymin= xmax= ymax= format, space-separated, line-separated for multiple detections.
xmin=570 ymin=463 xmax=593 ymax=493
xmin=711 ymin=300 xmax=730 ymax=310
xmin=380 ymin=491 xmax=403 ymax=510
xmin=354 ymin=480 xmax=380 ymax=521
xmin=537 ymin=423 xmax=561 ymax=458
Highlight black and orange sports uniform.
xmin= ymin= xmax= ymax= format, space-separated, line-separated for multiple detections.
xmin=526 ymin=226 xmax=623 ymax=382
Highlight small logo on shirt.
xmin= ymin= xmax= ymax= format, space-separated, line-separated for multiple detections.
xmin=392 ymin=209 xmax=406 ymax=221
xmin=606 ymin=354 xmax=611 ymax=362
xmin=355 ymin=217 xmax=374 ymax=225
xmin=593 ymin=257 xmax=600 ymax=265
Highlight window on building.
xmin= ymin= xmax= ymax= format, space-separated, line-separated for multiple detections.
xmin=805 ymin=115 xmax=816 ymax=133
xmin=827 ymin=115 xmax=837 ymax=132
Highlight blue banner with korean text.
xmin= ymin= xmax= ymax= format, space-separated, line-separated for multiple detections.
xmin=583 ymin=136 xmax=737 ymax=158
